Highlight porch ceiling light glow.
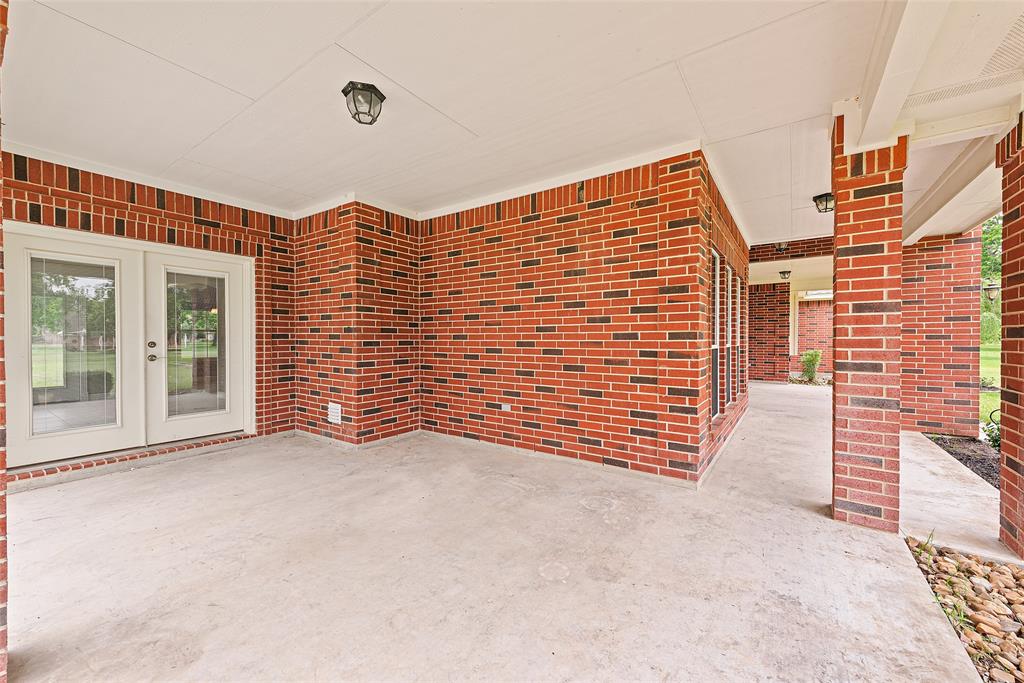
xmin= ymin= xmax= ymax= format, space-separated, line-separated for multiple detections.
xmin=779 ymin=270 xmax=791 ymax=280
xmin=813 ymin=192 xmax=835 ymax=213
xmin=342 ymin=81 xmax=385 ymax=125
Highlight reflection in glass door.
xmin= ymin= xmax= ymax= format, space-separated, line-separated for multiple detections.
xmin=30 ymin=257 xmax=118 ymax=434
xmin=7 ymin=226 xmax=252 ymax=468
xmin=145 ymin=252 xmax=245 ymax=445
xmin=166 ymin=271 xmax=227 ymax=417
xmin=6 ymin=232 xmax=146 ymax=467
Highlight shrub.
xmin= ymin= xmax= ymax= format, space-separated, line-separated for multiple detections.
xmin=800 ymin=350 xmax=822 ymax=382
xmin=984 ymin=420 xmax=1001 ymax=451
xmin=981 ymin=310 xmax=1001 ymax=345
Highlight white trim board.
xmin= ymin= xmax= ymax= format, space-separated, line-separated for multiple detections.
xmin=4 ymin=138 xmax=705 ymax=223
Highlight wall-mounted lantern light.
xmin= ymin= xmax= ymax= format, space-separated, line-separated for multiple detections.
xmin=775 ymin=242 xmax=789 ymax=253
xmin=984 ymin=282 xmax=1001 ymax=301
xmin=813 ymin=192 xmax=835 ymax=213
xmin=779 ymin=270 xmax=791 ymax=280
xmin=342 ymin=81 xmax=386 ymax=125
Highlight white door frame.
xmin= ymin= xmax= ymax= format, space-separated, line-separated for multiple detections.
xmin=4 ymin=222 xmax=257 ymax=464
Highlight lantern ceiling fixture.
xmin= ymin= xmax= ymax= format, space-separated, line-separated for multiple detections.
xmin=775 ymin=241 xmax=789 ymax=253
xmin=779 ymin=270 xmax=791 ymax=280
xmin=813 ymin=192 xmax=835 ymax=213
xmin=342 ymin=81 xmax=386 ymax=125
xmin=983 ymin=282 xmax=1001 ymax=301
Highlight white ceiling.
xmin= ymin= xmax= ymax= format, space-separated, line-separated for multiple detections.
xmin=3 ymin=0 xmax=1021 ymax=245
xmin=750 ymin=256 xmax=832 ymax=292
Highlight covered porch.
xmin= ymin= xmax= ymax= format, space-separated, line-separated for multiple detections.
xmin=9 ymin=382 xmax=976 ymax=681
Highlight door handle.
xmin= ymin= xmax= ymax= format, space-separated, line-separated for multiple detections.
xmin=147 ymin=354 xmax=162 ymax=362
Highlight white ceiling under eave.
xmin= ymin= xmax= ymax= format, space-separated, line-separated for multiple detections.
xmin=2 ymin=0 xmax=1020 ymax=246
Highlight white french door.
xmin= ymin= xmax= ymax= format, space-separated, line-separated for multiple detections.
xmin=144 ymin=252 xmax=245 ymax=444
xmin=5 ymin=224 xmax=253 ymax=468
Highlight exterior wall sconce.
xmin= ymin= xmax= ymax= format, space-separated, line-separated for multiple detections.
xmin=775 ymin=242 xmax=789 ymax=253
xmin=342 ymin=81 xmax=386 ymax=125
xmin=984 ymin=282 xmax=1001 ymax=301
xmin=779 ymin=270 xmax=791 ymax=280
xmin=813 ymin=192 xmax=835 ymax=213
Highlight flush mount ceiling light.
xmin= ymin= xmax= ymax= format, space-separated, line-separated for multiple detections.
xmin=813 ymin=192 xmax=835 ymax=213
xmin=779 ymin=270 xmax=792 ymax=280
xmin=342 ymin=81 xmax=386 ymax=125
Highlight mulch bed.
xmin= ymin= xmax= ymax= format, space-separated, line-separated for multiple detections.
xmin=786 ymin=376 xmax=832 ymax=386
xmin=927 ymin=434 xmax=1000 ymax=490
xmin=909 ymin=537 xmax=1024 ymax=682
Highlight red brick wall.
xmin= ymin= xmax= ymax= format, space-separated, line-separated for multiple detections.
xmin=418 ymin=152 xmax=748 ymax=481
xmin=831 ymin=115 xmax=907 ymax=533
xmin=749 ymin=236 xmax=833 ymax=263
xmin=0 ymin=153 xmax=298 ymax=438
xmin=292 ymin=203 xmax=420 ymax=444
xmin=997 ymin=114 xmax=1024 ymax=558
xmin=748 ymin=283 xmax=790 ymax=381
xmin=790 ymin=298 xmax=833 ymax=374
xmin=901 ymin=228 xmax=981 ymax=437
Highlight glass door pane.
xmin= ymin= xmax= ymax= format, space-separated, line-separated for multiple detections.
xmin=166 ymin=271 xmax=227 ymax=417
xmin=30 ymin=257 xmax=117 ymax=434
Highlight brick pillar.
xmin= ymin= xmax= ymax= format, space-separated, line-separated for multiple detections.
xmin=0 ymin=0 xmax=10 ymax=676
xmin=997 ymin=114 xmax=1024 ymax=557
xmin=831 ymin=116 xmax=907 ymax=532
xmin=901 ymin=228 xmax=981 ymax=436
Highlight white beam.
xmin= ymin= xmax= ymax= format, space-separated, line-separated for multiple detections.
xmin=836 ymin=0 xmax=949 ymax=154
xmin=910 ymin=107 xmax=1015 ymax=149
xmin=903 ymin=135 xmax=995 ymax=244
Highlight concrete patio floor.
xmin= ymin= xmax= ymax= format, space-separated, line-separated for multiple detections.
xmin=10 ymin=382 xmax=977 ymax=681
xmin=902 ymin=429 xmax=1014 ymax=564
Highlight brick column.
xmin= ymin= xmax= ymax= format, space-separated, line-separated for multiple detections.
xmin=997 ymin=114 xmax=1024 ymax=557
xmin=901 ymin=227 xmax=981 ymax=436
xmin=831 ymin=116 xmax=907 ymax=532
xmin=0 ymin=1 xmax=11 ymax=676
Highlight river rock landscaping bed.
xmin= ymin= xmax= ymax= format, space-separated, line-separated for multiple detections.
xmin=926 ymin=434 xmax=1000 ymax=489
xmin=909 ymin=536 xmax=1024 ymax=681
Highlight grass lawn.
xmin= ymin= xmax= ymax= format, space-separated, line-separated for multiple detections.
xmin=981 ymin=341 xmax=1001 ymax=425
xmin=32 ymin=342 xmax=219 ymax=393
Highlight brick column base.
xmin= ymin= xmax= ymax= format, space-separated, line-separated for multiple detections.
xmin=831 ymin=116 xmax=907 ymax=532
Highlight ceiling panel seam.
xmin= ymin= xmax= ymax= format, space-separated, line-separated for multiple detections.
xmin=333 ymin=42 xmax=479 ymax=138
xmin=33 ymin=0 xmax=254 ymax=101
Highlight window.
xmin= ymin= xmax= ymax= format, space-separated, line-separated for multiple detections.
xmin=726 ymin=265 xmax=733 ymax=405
xmin=711 ymin=252 xmax=721 ymax=418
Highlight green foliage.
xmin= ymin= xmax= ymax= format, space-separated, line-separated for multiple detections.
xmin=800 ymin=349 xmax=822 ymax=382
xmin=982 ymin=214 xmax=1002 ymax=285
xmin=981 ymin=310 xmax=1001 ymax=345
xmin=983 ymin=420 xmax=1000 ymax=451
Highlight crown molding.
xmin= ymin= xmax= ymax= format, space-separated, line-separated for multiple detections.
xmin=7 ymin=138 xmax=707 ymax=225
xmin=411 ymin=139 xmax=702 ymax=221
xmin=2 ymin=141 xmax=302 ymax=219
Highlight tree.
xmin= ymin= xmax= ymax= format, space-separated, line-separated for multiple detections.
xmin=982 ymin=214 xmax=1002 ymax=284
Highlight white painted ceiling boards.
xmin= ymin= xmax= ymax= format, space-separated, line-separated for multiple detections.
xmin=5 ymin=0 xmax=1024 ymax=245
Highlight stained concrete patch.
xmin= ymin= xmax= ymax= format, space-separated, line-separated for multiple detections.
xmin=10 ymin=383 xmax=977 ymax=681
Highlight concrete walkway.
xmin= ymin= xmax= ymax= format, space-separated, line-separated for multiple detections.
xmin=10 ymin=382 xmax=977 ymax=681
xmin=902 ymin=429 xmax=1014 ymax=564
